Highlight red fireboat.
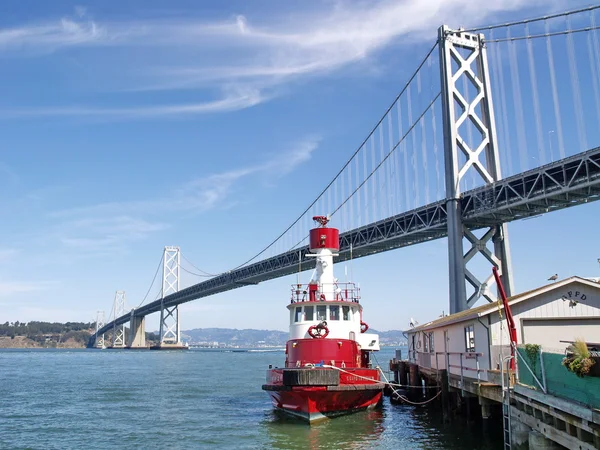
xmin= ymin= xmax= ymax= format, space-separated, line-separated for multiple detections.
xmin=262 ymin=216 xmax=384 ymax=423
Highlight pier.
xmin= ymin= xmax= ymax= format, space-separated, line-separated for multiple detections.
xmin=393 ymin=275 xmax=600 ymax=449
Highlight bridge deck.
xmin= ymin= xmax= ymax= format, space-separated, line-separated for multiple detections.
xmin=93 ymin=147 xmax=600 ymax=340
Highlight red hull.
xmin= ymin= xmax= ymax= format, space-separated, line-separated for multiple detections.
xmin=263 ymin=367 xmax=383 ymax=423
xmin=266 ymin=386 xmax=383 ymax=422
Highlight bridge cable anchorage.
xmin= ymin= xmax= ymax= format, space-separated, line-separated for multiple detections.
xmin=225 ymin=41 xmax=439 ymax=270
xmin=447 ymin=5 xmax=600 ymax=34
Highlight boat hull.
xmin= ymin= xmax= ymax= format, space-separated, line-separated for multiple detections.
xmin=265 ymin=386 xmax=383 ymax=423
xmin=263 ymin=367 xmax=384 ymax=423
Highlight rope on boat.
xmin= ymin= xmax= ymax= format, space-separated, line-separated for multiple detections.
xmin=320 ymin=364 xmax=440 ymax=389
xmin=392 ymin=390 xmax=442 ymax=406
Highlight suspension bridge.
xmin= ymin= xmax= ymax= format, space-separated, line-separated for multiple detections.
xmin=91 ymin=6 xmax=600 ymax=349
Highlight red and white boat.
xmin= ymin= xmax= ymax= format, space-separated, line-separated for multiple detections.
xmin=262 ymin=216 xmax=384 ymax=423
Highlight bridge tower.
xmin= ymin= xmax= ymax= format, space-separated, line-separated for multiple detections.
xmin=95 ymin=310 xmax=105 ymax=348
xmin=438 ymin=26 xmax=513 ymax=313
xmin=158 ymin=246 xmax=183 ymax=347
xmin=111 ymin=290 xmax=126 ymax=348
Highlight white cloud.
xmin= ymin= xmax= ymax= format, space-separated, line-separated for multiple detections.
xmin=0 ymin=88 xmax=264 ymax=119
xmin=0 ymin=281 xmax=56 ymax=297
xmin=51 ymin=138 xmax=319 ymax=252
xmin=0 ymin=249 xmax=19 ymax=262
xmin=0 ymin=17 xmax=105 ymax=52
xmin=0 ymin=0 xmax=568 ymax=118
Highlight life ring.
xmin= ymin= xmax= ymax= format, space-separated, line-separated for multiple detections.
xmin=308 ymin=323 xmax=329 ymax=339
xmin=360 ymin=321 xmax=369 ymax=333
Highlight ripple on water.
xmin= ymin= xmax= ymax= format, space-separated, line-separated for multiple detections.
xmin=0 ymin=348 xmax=502 ymax=450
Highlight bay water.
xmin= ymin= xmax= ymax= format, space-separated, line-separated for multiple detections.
xmin=0 ymin=347 xmax=502 ymax=449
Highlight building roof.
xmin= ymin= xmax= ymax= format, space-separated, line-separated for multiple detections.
xmin=407 ymin=276 xmax=600 ymax=333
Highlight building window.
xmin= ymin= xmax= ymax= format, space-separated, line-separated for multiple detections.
xmin=429 ymin=333 xmax=435 ymax=353
xmin=317 ymin=305 xmax=327 ymax=321
xmin=464 ymin=325 xmax=475 ymax=352
xmin=342 ymin=306 xmax=350 ymax=320
xmin=294 ymin=307 xmax=302 ymax=323
xmin=305 ymin=306 xmax=314 ymax=321
xmin=329 ymin=305 xmax=340 ymax=320
xmin=423 ymin=332 xmax=429 ymax=353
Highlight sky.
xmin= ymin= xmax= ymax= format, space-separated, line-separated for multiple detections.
xmin=1 ymin=0 xmax=599 ymax=333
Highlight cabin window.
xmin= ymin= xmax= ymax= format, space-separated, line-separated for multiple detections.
xmin=329 ymin=305 xmax=340 ymax=321
xmin=464 ymin=325 xmax=475 ymax=352
xmin=429 ymin=333 xmax=435 ymax=353
xmin=305 ymin=306 xmax=314 ymax=321
xmin=294 ymin=307 xmax=302 ymax=323
xmin=317 ymin=305 xmax=327 ymax=321
xmin=342 ymin=306 xmax=350 ymax=320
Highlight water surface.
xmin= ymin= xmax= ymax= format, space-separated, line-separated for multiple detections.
xmin=0 ymin=347 xmax=502 ymax=449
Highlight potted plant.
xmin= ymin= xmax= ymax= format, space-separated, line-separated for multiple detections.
xmin=562 ymin=339 xmax=598 ymax=378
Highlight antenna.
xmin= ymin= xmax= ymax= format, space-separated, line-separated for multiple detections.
xmin=297 ymin=250 xmax=302 ymax=285
xmin=350 ymin=242 xmax=354 ymax=282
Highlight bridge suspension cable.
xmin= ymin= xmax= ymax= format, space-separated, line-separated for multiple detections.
xmin=227 ymin=40 xmax=441 ymax=269
xmin=451 ymin=5 xmax=600 ymax=34
xmin=180 ymin=253 xmax=219 ymax=277
xmin=484 ymin=7 xmax=600 ymax=178
xmin=135 ymin=252 xmax=164 ymax=309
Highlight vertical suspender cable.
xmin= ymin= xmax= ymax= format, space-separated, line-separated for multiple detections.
xmin=420 ymin=114 xmax=429 ymax=203
xmin=379 ymin=125 xmax=386 ymax=220
xmin=387 ymin=113 xmax=395 ymax=216
xmin=545 ymin=19 xmax=566 ymax=160
xmin=431 ymin=98 xmax=441 ymax=201
xmin=587 ymin=17 xmax=600 ymax=127
xmin=408 ymin=84 xmax=419 ymax=208
xmin=566 ymin=15 xmax=588 ymax=151
xmin=394 ymin=104 xmax=401 ymax=212
xmin=348 ymin=155 xmax=354 ymax=229
xmin=418 ymin=70 xmax=430 ymax=204
xmin=399 ymin=101 xmax=410 ymax=211
xmin=524 ymin=23 xmax=546 ymax=165
xmin=355 ymin=154 xmax=361 ymax=227
xmin=490 ymin=36 xmax=514 ymax=176
xmin=370 ymin=135 xmax=377 ymax=221
xmin=507 ymin=26 xmax=530 ymax=172
xmin=590 ymin=10 xmax=600 ymax=127
xmin=362 ymin=142 xmax=369 ymax=224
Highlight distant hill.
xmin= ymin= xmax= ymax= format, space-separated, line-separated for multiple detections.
xmin=181 ymin=328 xmax=406 ymax=347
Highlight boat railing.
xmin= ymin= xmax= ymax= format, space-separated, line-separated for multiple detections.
xmin=290 ymin=282 xmax=360 ymax=303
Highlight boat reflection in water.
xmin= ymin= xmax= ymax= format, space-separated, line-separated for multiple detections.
xmin=264 ymin=407 xmax=385 ymax=449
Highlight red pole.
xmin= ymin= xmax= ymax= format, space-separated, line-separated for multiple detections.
xmin=492 ymin=266 xmax=517 ymax=370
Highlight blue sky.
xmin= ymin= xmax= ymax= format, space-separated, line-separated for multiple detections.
xmin=1 ymin=0 xmax=598 ymax=332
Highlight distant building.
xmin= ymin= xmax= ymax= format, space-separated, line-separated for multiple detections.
xmin=405 ymin=276 xmax=600 ymax=382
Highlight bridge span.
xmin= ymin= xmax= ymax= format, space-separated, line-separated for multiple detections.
xmin=91 ymin=146 xmax=600 ymax=346
xmin=91 ymin=9 xmax=600 ymax=348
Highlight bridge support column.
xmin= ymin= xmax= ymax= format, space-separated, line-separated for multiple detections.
xmin=155 ymin=246 xmax=185 ymax=349
xmin=111 ymin=290 xmax=126 ymax=348
xmin=127 ymin=310 xmax=146 ymax=348
xmin=438 ymin=25 xmax=513 ymax=314
xmin=95 ymin=310 xmax=105 ymax=349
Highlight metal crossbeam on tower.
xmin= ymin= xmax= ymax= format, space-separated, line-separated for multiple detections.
xmin=95 ymin=310 xmax=105 ymax=348
xmin=112 ymin=291 xmax=126 ymax=347
xmin=159 ymin=246 xmax=181 ymax=345
xmin=438 ymin=26 xmax=513 ymax=313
